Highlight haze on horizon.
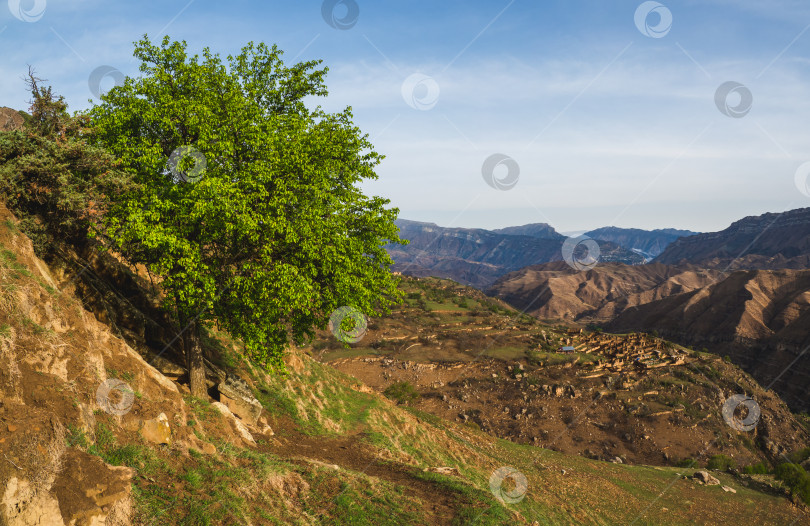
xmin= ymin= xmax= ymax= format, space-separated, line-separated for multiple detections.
xmin=3 ymin=0 xmax=810 ymax=233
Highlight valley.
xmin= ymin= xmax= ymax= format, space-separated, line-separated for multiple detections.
xmin=314 ymin=276 xmax=810 ymax=470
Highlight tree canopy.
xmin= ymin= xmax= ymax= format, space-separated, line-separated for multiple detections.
xmin=89 ymin=36 xmax=404 ymax=394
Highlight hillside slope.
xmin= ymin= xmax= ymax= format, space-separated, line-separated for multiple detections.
xmin=486 ymin=262 xmax=720 ymax=322
xmin=0 ymin=203 xmax=807 ymax=524
xmin=316 ymin=276 xmax=810 ymax=466
xmin=608 ymin=268 xmax=810 ymax=413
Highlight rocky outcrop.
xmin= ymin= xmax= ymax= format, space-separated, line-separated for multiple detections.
xmin=0 ymin=107 xmax=24 ymax=133
xmin=217 ymin=373 xmax=263 ymax=426
xmin=0 ymin=403 xmax=133 ymax=526
xmin=139 ymin=412 xmax=172 ymax=445
xmin=0 ymin=203 xmax=269 ymax=524
xmin=212 ymin=402 xmax=256 ymax=445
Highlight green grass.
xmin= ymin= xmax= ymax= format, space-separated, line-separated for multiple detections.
xmin=412 ymin=470 xmax=512 ymax=525
xmin=4 ymin=219 xmax=19 ymax=234
xmin=383 ymin=381 xmax=420 ymax=405
xmin=0 ymin=246 xmax=33 ymax=279
xmin=483 ymin=345 xmax=527 ymax=360
xmin=322 ymin=480 xmax=422 ymax=525
xmin=184 ymin=395 xmax=219 ymax=423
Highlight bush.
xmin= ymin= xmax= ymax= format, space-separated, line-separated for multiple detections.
xmin=383 ymin=381 xmax=420 ymax=405
xmin=788 ymin=447 xmax=810 ymax=464
xmin=675 ymin=458 xmax=697 ymax=468
xmin=707 ymin=454 xmax=737 ymax=471
xmin=742 ymin=462 xmax=770 ymax=475
xmin=774 ymin=463 xmax=810 ymax=504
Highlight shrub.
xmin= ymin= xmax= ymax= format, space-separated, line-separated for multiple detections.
xmin=774 ymin=463 xmax=810 ymax=504
xmin=706 ymin=454 xmax=737 ymax=471
xmin=742 ymin=462 xmax=770 ymax=475
xmin=675 ymin=458 xmax=697 ymax=468
xmin=788 ymin=447 xmax=810 ymax=464
xmin=383 ymin=381 xmax=420 ymax=405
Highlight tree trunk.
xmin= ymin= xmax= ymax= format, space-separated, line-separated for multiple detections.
xmin=184 ymin=318 xmax=207 ymax=398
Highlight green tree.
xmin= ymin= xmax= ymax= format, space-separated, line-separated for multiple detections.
xmin=89 ymin=36 xmax=404 ymax=396
xmin=0 ymin=69 xmax=132 ymax=253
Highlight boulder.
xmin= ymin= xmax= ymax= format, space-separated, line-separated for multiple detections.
xmin=140 ymin=413 xmax=171 ymax=445
xmin=217 ymin=374 xmax=263 ymax=426
xmin=693 ymin=471 xmax=720 ymax=486
xmin=150 ymin=354 xmax=185 ymax=379
xmin=212 ymin=402 xmax=256 ymax=445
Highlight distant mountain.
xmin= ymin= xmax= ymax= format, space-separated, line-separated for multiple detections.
xmin=492 ymin=223 xmax=564 ymax=240
xmin=654 ymin=207 xmax=810 ymax=269
xmin=607 ymin=269 xmax=810 ymax=412
xmin=586 ymin=226 xmax=698 ymax=260
xmin=389 ymin=219 xmax=644 ymax=288
xmin=486 ymin=262 xmax=720 ymax=321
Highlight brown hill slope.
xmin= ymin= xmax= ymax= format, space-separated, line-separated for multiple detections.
xmin=608 ymin=269 xmax=810 ymax=412
xmin=654 ymin=207 xmax=810 ymax=269
xmin=486 ymin=261 xmax=720 ymax=322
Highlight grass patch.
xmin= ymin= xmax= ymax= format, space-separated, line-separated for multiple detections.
xmin=383 ymin=381 xmax=420 ymax=405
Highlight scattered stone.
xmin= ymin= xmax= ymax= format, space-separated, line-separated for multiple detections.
xmin=721 ymin=486 xmax=736 ymax=493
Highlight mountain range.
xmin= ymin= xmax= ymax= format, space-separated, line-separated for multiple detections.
xmin=389 ymin=219 xmax=696 ymax=287
xmin=654 ymin=207 xmax=810 ymax=269
xmin=586 ymin=226 xmax=698 ymax=260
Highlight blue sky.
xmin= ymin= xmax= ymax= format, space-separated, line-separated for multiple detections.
xmin=3 ymin=0 xmax=810 ymax=233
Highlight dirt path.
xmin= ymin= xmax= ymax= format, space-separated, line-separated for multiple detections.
xmin=267 ymin=425 xmax=460 ymax=524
